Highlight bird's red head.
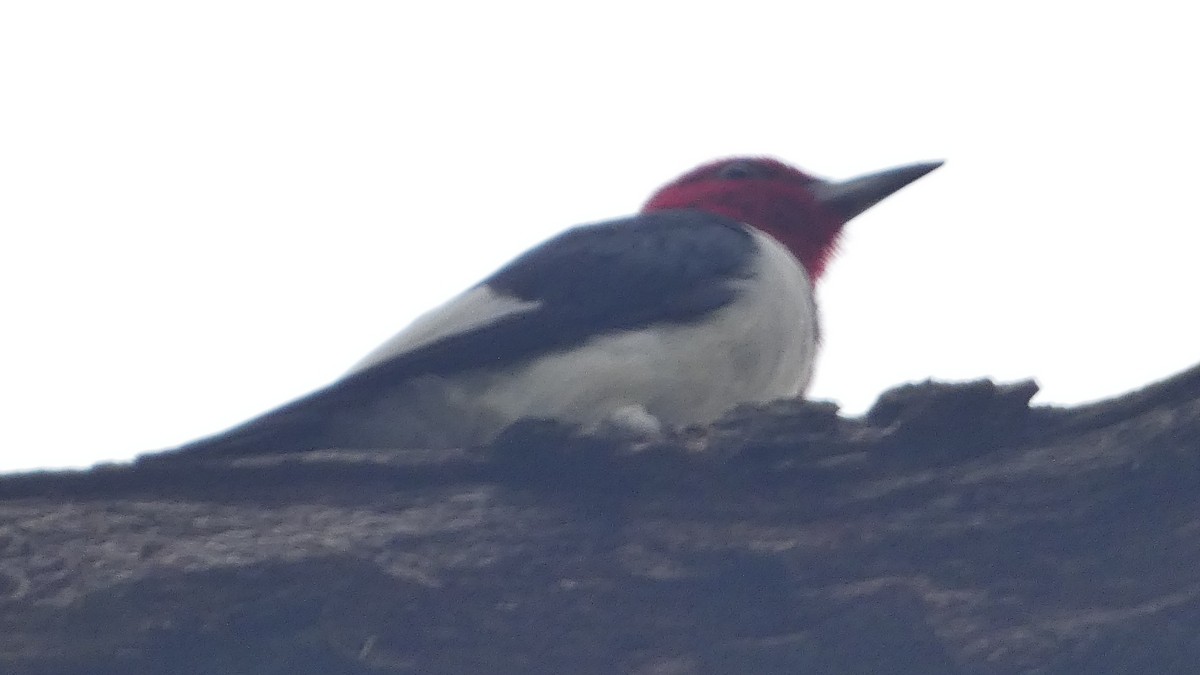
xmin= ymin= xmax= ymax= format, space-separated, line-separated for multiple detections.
xmin=642 ymin=157 xmax=841 ymax=281
xmin=642 ymin=156 xmax=943 ymax=282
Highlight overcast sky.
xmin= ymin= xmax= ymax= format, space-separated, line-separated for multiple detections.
xmin=2 ymin=2 xmax=1196 ymax=473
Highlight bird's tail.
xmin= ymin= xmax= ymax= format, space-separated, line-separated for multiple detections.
xmin=138 ymin=374 xmax=483 ymax=464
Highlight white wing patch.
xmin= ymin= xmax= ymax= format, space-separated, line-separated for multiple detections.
xmin=347 ymin=286 xmax=541 ymax=375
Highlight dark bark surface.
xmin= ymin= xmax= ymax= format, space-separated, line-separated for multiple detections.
xmin=2 ymin=364 xmax=1199 ymax=674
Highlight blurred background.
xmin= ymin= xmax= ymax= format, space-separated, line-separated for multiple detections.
xmin=2 ymin=1 xmax=1196 ymax=471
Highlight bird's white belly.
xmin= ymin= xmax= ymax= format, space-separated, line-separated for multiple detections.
xmin=466 ymin=229 xmax=819 ymax=431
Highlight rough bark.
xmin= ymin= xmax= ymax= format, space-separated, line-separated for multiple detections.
xmin=2 ymin=364 xmax=1199 ymax=674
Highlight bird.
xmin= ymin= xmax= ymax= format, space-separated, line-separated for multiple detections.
xmin=156 ymin=156 xmax=941 ymax=459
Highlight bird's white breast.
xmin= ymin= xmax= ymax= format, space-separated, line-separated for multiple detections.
xmin=465 ymin=227 xmax=819 ymax=432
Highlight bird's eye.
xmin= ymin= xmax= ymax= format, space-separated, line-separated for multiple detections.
xmin=717 ymin=162 xmax=758 ymax=180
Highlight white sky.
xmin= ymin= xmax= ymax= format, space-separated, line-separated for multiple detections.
xmin=2 ymin=2 xmax=1197 ymax=473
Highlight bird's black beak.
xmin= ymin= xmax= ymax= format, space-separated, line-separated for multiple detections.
xmin=810 ymin=161 xmax=943 ymax=222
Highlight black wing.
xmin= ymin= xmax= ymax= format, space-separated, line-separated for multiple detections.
xmin=396 ymin=208 xmax=756 ymax=375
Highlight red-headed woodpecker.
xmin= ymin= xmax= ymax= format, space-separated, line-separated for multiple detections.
xmin=165 ymin=157 xmax=941 ymax=457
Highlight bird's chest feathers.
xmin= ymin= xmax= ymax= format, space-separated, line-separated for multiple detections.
xmin=477 ymin=228 xmax=818 ymax=427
